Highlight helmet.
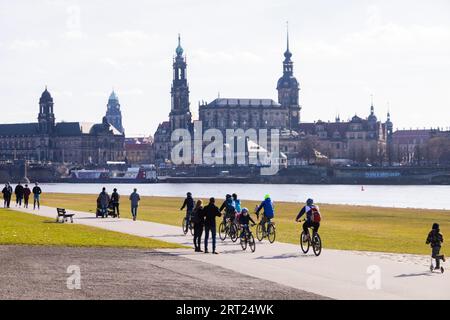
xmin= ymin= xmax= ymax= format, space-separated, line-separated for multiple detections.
xmin=187 ymin=192 xmax=192 ymax=197
xmin=241 ymin=207 xmax=249 ymax=215
xmin=433 ymin=223 xmax=440 ymax=230
xmin=306 ymin=198 xmax=314 ymax=206
xmin=264 ymin=194 xmax=271 ymax=200
xmin=226 ymin=194 xmax=232 ymax=199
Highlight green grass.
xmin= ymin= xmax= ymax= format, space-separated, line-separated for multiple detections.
xmin=0 ymin=209 xmax=183 ymax=249
xmin=40 ymin=192 xmax=450 ymax=255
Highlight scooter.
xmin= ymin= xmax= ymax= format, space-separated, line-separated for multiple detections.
xmin=429 ymin=257 xmax=445 ymax=274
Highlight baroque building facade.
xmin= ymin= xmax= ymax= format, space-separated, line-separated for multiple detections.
xmin=153 ymin=33 xmax=393 ymax=165
xmin=0 ymin=88 xmax=125 ymax=164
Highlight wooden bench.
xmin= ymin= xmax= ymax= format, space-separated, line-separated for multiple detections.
xmin=56 ymin=208 xmax=75 ymax=223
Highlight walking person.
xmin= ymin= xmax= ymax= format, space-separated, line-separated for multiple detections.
xmin=203 ymin=197 xmax=222 ymax=254
xmin=23 ymin=184 xmax=31 ymax=208
xmin=426 ymin=223 xmax=445 ymax=272
xmin=129 ymin=188 xmax=141 ymax=221
xmin=14 ymin=182 xmax=24 ymax=207
xmin=32 ymin=182 xmax=42 ymax=210
xmin=192 ymin=199 xmax=205 ymax=252
xmin=111 ymin=188 xmax=120 ymax=218
xmin=180 ymin=192 xmax=195 ymax=234
xmin=2 ymin=183 xmax=12 ymax=208
xmin=97 ymin=187 xmax=110 ymax=218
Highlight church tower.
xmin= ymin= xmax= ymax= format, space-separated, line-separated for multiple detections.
xmin=277 ymin=25 xmax=301 ymax=129
xmin=169 ymin=34 xmax=192 ymax=133
xmin=105 ymin=90 xmax=124 ymax=134
xmin=38 ymin=87 xmax=55 ymax=134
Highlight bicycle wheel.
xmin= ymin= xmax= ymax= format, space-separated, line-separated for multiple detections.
xmin=182 ymin=218 xmax=188 ymax=235
xmin=256 ymin=224 xmax=264 ymax=242
xmin=189 ymin=222 xmax=195 ymax=236
xmin=300 ymin=230 xmax=310 ymax=253
xmin=240 ymin=235 xmax=247 ymax=251
xmin=267 ymin=223 xmax=276 ymax=244
xmin=312 ymin=233 xmax=322 ymax=256
xmin=230 ymin=223 xmax=238 ymax=243
xmin=249 ymin=233 xmax=256 ymax=253
xmin=219 ymin=221 xmax=227 ymax=241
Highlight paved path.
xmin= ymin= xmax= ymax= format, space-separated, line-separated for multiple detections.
xmin=12 ymin=206 xmax=449 ymax=300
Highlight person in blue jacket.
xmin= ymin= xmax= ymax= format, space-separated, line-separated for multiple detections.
xmin=255 ymin=194 xmax=274 ymax=235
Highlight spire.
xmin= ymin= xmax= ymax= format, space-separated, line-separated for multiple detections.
xmin=370 ymin=94 xmax=375 ymax=115
xmin=176 ymin=33 xmax=184 ymax=56
xmin=284 ymin=21 xmax=292 ymax=60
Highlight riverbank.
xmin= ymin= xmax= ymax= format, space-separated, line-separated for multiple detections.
xmin=40 ymin=193 xmax=449 ymax=255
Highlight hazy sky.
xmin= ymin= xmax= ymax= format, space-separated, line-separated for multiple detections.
xmin=1 ymin=0 xmax=449 ymax=136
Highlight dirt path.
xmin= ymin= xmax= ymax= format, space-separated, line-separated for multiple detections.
xmin=0 ymin=245 xmax=325 ymax=300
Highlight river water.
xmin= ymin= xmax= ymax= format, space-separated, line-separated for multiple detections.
xmin=38 ymin=183 xmax=450 ymax=210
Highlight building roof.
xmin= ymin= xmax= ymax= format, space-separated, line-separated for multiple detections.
xmin=202 ymin=98 xmax=280 ymax=108
xmin=0 ymin=123 xmax=39 ymax=136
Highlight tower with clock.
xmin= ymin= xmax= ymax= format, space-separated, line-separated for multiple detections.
xmin=276 ymin=25 xmax=301 ymax=130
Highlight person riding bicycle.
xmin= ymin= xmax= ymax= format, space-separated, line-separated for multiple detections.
xmin=255 ymin=194 xmax=274 ymax=235
xmin=219 ymin=194 xmax=236 ymax=224
xmin=180 ymin=192 xmax=195 ymax=233
xmin=296 ymin=198 xmax=321 ymax=241
xmin=238 ymin=207 xmax=256 ymax=239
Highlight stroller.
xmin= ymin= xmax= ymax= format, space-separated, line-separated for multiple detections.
xmin=96 ymin=199 xmax=119 ymax=218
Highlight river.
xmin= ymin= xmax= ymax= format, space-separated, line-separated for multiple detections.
xmin=38 ymin=183 xmax=450 ymax=210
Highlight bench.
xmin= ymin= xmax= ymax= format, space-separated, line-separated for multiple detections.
xmin=56 ymin=208 xmax=75 ymax=223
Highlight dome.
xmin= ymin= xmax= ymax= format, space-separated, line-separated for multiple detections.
xmin=351 ymin=115 xmax=363 ymax=123
xmin=277 ymin=75 xmax=299 ymax=89
xmin=284 ymin=49 xmax=292 ymax=60
xmin=39 ymin=87 xmax=53 ymax=103
xmin=175 ymin=34 xmax=183 ymax=56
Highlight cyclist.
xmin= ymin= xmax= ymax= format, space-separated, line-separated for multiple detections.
xmin=255 ymin=194 xmax=274 ymax=235
xmin=296 ymin=198 xmax=321 ymax=241
xmin=219 ymin=194 xmax=236 ymax=224
xmin=238 ymin=207 xmax=256 ymax=239
xmin=180 ymin=192 xmax=195 ymax=233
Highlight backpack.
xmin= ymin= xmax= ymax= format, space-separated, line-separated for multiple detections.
xmin=311 ymin=206 xmax=321 ymax=223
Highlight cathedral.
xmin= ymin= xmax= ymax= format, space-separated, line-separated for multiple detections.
xmin=155 ymin=31 xmax=393 ymax=165
xmin=0 ymin=88 xmax=125 ymax=164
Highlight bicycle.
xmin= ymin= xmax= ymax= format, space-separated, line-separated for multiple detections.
xmin=255 ymin=215 xmax=276 ymax=243
xmin=240 ymin=224 xmax=256 ymax=253
xmin=182 ymin=213 xmax=194 ymax=236
xmin=299 ymin=221 xmax=322 ymax=256
xmin=219 ymin=216 xmax=238 ymax=242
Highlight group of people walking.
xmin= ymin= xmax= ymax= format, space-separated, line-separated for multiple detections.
xmin=2 ymin=182 xmax=42 ymax=209
xmin=96 ymin=187 xmax=141 ymax=221
xmin=180 ymin=192 xmax=279 ymax=254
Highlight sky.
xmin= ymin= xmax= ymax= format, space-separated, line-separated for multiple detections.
xmin=0 ymin=0 xmax=449 ymax=136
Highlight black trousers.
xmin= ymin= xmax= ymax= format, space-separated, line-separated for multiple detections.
xmin=193 ymin=224 xmax=204 ymax=250
xmin=303 ymin=220 xmax=320 ymax=234
xmin=432 ymin=246 xmax=444 ymax=268
xmin=112 ymin=203 xmax=120 ymax=216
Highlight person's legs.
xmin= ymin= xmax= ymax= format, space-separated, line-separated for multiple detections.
xmin=204 ymin=225 xmax=210 ymax=252
xmin=211 ymin=226 xmax=217 ymax=253
xmin=313 ymin=222 xmax=320 ymax=234
xmin=432 ymin=246 xmax=443 ymax=268
xmin=115 ymin=203 xmax=120 ymax=218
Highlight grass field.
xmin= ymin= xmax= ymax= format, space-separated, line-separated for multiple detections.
xmin=0 ymin=209 xmax=182 ymax=249
xmin=39 ymin=192 xmax=450 ymax=255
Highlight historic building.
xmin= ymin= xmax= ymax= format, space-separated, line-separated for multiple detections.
xmin=105 ymin=90 xmax=124 ymax=134
xmin=125 ymin=136 xmax=154 ymax=165
xmin=0 ymin=88 xmax=125 ymax=164
xmin=198 ymin=31 xmax=300 ymax=133
xmin=153 ymin=33 xmax=393 ymax=166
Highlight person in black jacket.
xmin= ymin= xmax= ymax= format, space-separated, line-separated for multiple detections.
xmin=2 ymin=183 xmax=12 ymax=208
xmin=192 ymin=199 xmax=205 ymax=252
xmin=426 ymin=223 xmax=445 ymax=270
xmin=180 ymin=192 xmax=195 ymax=234
xmin=203 ymin=197 xmax=222 ymax=254
xmin=32 ymin=182 xmax=42 ymax=210
xmin=238 ymin=207 xmax=256 ymax=239
xmin=14 ymin=183 xmax=24 ymax=207
xmin=111 ymin=188 xmax=120 ymax=218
